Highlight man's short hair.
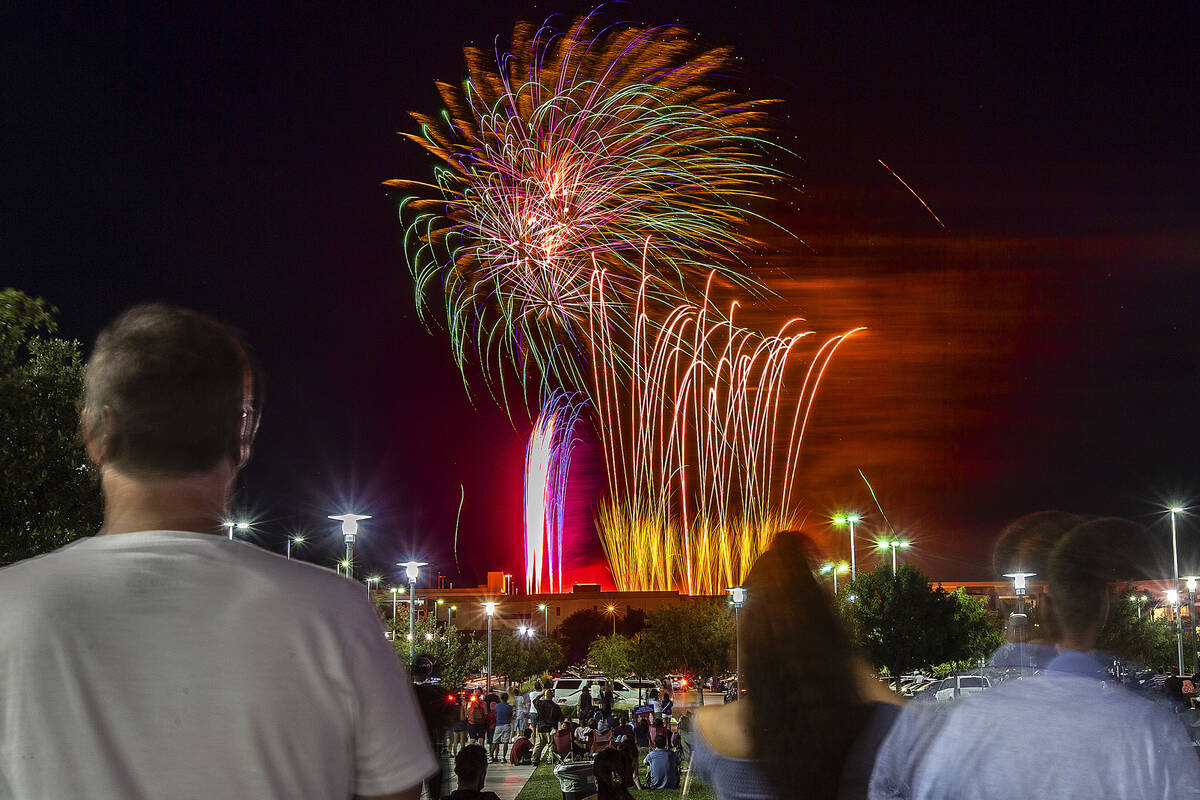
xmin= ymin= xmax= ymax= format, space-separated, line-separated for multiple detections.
xmin=1048 ymin=517 xmax=1153 ymax=636
xmin=454 ymin=744 xmax=488 ymax=788
xmin=654 ymin=733 xmax=667 ymax=749
xmin=84 ymin=304 xmax=260 ymax=477
xmin=500 ymin=692 xmax=508 ymax=702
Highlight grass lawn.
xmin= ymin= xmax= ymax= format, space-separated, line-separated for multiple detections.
xmin=514 ymin=761 xmax=718 ymax=800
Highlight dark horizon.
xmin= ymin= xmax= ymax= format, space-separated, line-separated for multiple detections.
xmin=5 ymin=1 xmax=1198 ymax=586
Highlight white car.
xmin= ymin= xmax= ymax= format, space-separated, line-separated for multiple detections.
xmin=933 ymin=674 xmax=991 ymax=702
xmin=528 ymin=678 xmax=650 ymax=715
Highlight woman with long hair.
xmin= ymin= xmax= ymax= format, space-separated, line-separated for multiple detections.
xmin=690 ymin=531 xmax=901 ymax=799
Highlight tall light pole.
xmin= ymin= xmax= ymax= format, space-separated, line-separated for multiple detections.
xmin=606 ymin=604 xmax=617 ymax=636
xmin=1186 ymin=576 xmax=1199 ymax=674
xmin=449 ymin=605 xmax=457 ymax=628
xmin=338 ymin=558 xmax=351 ymax=578
xmin=877 ymin=539 xmax=910 ymax=573
xmin=1167 ymin=588 xmax=1182 ymax=674
xmin=538 ymin=603 xmax=548 ymax=636
xmin=820 ymin=562 xmax=849 ymax=594
xmin=391 ymin=587 xmax=400 ymax=627
xmin=329 ymin=513 xmax=371 ymax=580
xmin=366 ymin=575 xmax=380 ymax=599
xmin=398 ymin=560 xmax=427 ymax=665
xmin=1131 ymin=593 xmax=1146 ymax=620
xmin=224 ymin=520 xmax=250 ymax=540
xmin=727 ymin=587 xmax=745 ymax=699
xmin=1169 ymin=506 xmax=1185 ymax=673
xmin=833 ymin=513 xmax=862 ymax=580
xmin=436 ymin=597 xmax=445 ymax=625
xmin=286 ymin=535 xmax=304 ymax=560
xmin=1004 ymin=571 xmax=1036 ymax=676
xmin=483 ymin=601 xmax=498 ymax=692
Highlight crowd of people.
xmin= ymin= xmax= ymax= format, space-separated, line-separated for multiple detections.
xmin=3 ymin=304 xmax=1199 ymax=800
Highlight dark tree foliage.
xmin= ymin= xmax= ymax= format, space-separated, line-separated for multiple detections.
xmin=1099 ymin=589 xmax=1182 ymax=669
xmin=842 ymin=565 xmax=997 ymax=680
xmin=488 ymin=624 xmax=565 ymax=683
xmin=1 ymin=289 xmax=101 ymax=566
xmin=634 ymin=598 xmax=734 ymax=682
xmin=555 ymin=609 xmax=611 ymax=663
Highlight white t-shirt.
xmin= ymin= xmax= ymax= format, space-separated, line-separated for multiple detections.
xmin=0 ymin=531 xmax=437 ymax=799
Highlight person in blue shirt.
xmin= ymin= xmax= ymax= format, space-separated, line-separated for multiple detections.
xmin=643 ymin=733 xmax=680 ymax=789
xmin=488 ymin=692 xmax=513 ymax=763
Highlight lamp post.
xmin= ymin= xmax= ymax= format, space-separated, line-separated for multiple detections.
xmin=391 ymin=587 xmax=400 ymax=626
xmin=820 ymin=562 xmax=850 ymax=595
xmin=1004 ymin=571 xmax=1036 ymax=676
xmin=1167 ymin=588 xmax=1182 ymax=672
xmin=224 ymin=520 xmax=249 ymax=540
xmin=449 ymin=605 xmax=457 ymax=629
xmin=1169 ymin=506 xmax=1185 ymax=673
xmin=338 ymin=558 xmax=351 ymax=578
xmin=833 ymin=513 xmax=862 ymax=580
xmin=538 ymin=603 xmax=549 ymax=636
xmin=286 ymin=535 xmax=304 ymax=560
xmin=1186 ymin=576 xmax=1199 ymax=674
xmin=877 ymin=539 xmax=910 ymax=573
xmin=397 ymin=560 xmax=427 ymax=665
xmin=727 ymin=587 xmax=746 ymax=699
xmin=1131 ymin=592 xmax=1147 ymax=620
xmin=483 ymin=601 xmax=498 ymax=692
xmin=329 ymin=513 xmax=371 ymax=580
xmin=606 ymin=604 xmax=617 ymax=636
xmin=436 ymin=597 xmax=445 ymax=625
xmin=366 ymin=575 xmax=380 ymax=599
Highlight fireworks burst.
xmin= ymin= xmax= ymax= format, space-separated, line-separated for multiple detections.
xmin=387 ymin=11 xmax=782 ymax=409
xmin=524 ymin=389 xmax=587 ymax=594
xmin=591 ymin=269 xmax=863 ymax=594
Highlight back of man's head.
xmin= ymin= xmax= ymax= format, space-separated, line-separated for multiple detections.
xmin=992 ymin=510 xmax=1085 ymax=578
xmin=454 ymin=744 xmax=488 ymax=790
xmin=654 ymin=733 xmax=667 ymax=749
xmin=500 ymin=691 xmax=508 ymax=702
xmin=84 ymin=304 xmax=259 ymax=478
xmin=1047 ymin=517 xmax=1153 ymax=644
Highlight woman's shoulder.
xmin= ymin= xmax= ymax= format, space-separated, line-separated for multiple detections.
xmin=693 ymin=701 xmax=755 ymax=759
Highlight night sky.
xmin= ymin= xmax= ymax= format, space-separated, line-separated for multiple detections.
xmin=5 ymin=2 xmax=1197 ymax=584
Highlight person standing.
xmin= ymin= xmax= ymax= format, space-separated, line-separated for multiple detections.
xmin=411 ymin=656 xmax=453 ymax=799
xmin=0 ymin=305 xmax=436 ymax=799
xmin=514 ymin=690 xmax=530 ymax=735
xmin=600 ymin=681 xmax=615 ymax=718
xmin=489 ymin=692 xmax=514 ymax=763
xmin=580 ymin=680 xmax=595 ymax=717
xmin=532 ymin=690 xmax=563 ymax=765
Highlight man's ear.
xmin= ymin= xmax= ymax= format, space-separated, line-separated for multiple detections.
xmin=81 ymin=407 xmax=107 ymax=466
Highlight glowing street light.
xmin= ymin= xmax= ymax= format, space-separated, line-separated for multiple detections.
xmin=877 ymin=539 xmax=910 ymax=573
xmin=286 ymin=534 xmax=305 ymax=560
xmin=1004 ymin=571 xmax=1036 ymax=676
xmin=833 ymin=513 xmax=862 ymax=580
xmin=397 ymin=560 xmax=428 ymax=664
xmin=483 ymin=601 xmax=498 ymax=692
xmin=390 ymin=586 xmax=401 ymax=626
xmin=329 ymin=513 xmax=371 ymax=579
xmin=727 ymin=587 xmax=746 ymax=698
xmin=820 ymin=562 xmax=850 ymax=595
xmin=366 ymin=575 xmax=381 ymax=599
xmin=1186 ymin=576 xmax=1200 ymax=673
xmin=1168 ymin=506 xmax=1186 ymax=673
xmin=606 ymin=604 xmax=617 ymax=636
xmin=538 ymin=602 xmax=549 ymax=636
xmin=1131 ymin=592 xmax=1148 ymax=620
xmin=223 ymin=520 xmax=250 ymax=541
xmin=338 ymin=558 xmax=351 ymax=577
xmin=449 ymin=605 xmax=458 ymax=629
xmin=436 ymin=597 xmax=446 ymax=625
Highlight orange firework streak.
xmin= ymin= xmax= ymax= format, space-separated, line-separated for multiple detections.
xmin=590 ymin=265 xmax=863 ymax=595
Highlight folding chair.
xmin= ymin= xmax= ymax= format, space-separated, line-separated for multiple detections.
xmin=550 ymin=728 xmax=574 ymax=764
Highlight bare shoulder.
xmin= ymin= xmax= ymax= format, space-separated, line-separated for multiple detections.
xmin=694 ymin=701 xmax=755 ymax=759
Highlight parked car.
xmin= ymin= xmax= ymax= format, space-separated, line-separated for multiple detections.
xmin=528 ymin=677 xmax=647 ymax=715
xmin=934 ymin=674 xmax=991 ymax=702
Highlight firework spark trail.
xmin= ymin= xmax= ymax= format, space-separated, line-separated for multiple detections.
xmin=388 ymin=11 xmax=785 ymax=412
xmin=454 ymin=483 xmax=465 ymax=574
xmin=524 ymin=390 xmax=587 ymax=593
xmin=877 ymin=159 xmax=947 ymax=231
xmin=591 ymin=264 xmax=863 ymax=594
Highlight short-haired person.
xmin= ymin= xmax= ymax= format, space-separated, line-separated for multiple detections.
xmin=446 ymin=745 xmax=501 ymax=800
xmin=488 ymin=691 xmax=514 ymax=763
xmin=531 ymin=689 xmax=562 ymax=765
xmin=583 ymin=747 xmax=637 ymax=800
xmin=643 ymin=733 xmax=680 ymax=789
xmin=468 ymin=692 xmax=489 ymax=745
xmin=0 ymin=305 xmax=435 ymax=799
xmin=509 ymin=727 xmax=534 ymax=765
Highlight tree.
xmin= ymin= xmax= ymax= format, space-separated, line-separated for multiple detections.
xmin=555 ymin=609 xmax=611 ymax=663
xmin=949 ymin=588 xmax=1005 ymax=664
xmin=488 ymin=626 xmax=565 ymax=685
xmin=842 ymin=565 xmax=992 ymax=682
xmin=397 ymin=613 xmax=485 ymax=692
xmin=588 ymin=634 xmax=635 ymax=678
xmin=635 ymin=599 xmax=733 ymax=687
xmin=1 ymin=289 xmax=101 ymax=565
xmin=1099 ymin=589 xmax=1180 ymax=669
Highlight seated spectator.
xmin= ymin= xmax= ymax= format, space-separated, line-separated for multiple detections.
xmin=447 ymin=744 xmax=501 ymax=800
xmin=635 ymin=717 xmax=651 ymax=751
xmin=509 ymin=728 xmax=534 ymax=766
xmin=615 ymin=734 xmax=642 ymax=790
xmin=574 ymin=719 xmax=595 ymax=755
xmin=613 ymin=712 xmax=635 ymax=740
xmin=643 ymin=733 xmax=680 ymax=789
xmin=583 ymin=748 xmax=636 ymax=800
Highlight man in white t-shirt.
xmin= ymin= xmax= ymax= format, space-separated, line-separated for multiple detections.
xmin=0 ymin=304 xmax=436 ymax=799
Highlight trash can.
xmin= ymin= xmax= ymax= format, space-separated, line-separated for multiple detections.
xmin=553 ymin=760 xmax=596 ymax=800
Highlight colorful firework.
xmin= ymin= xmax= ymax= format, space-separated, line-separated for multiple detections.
xmin=386 ymin=11 xmax=782 ymax=409
xmin=591 ymin=268 xmax=863 ymax=594
xmin=524 ymin=389 xmax=587 ymax=594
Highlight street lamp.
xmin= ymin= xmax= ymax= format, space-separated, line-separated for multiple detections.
xmin=449 ymin=605 xmax=457 ymax=629
xmin=224 ymin=520 xmax=250 ymax=540
xmin=877 ymin=539 xmax=910 ymax=573
xmin=329 ymin=513 xmax=371 ymax=580
xmin=366 ymin=575 xmax=381 ymax=599
xmin=390 ymin=586 xmax=401 ymax=626
xmin=397 ymin=560 xmax=427 ymax=665
xmin=286 ymin=535 xmax=305 ymax=560
xmin=727 ymin=587 xmax=746 ymax=699
xmin=820 ymin=562 xmax=850 ymax=595
xmin=1168 ymin=506 xmax=1186 ymax=673
xmin=538 ymin=603 xmax=549 ymax=636
xmin=436 ymin=597 xmax=445 ymax=625
xmin=338 ymin=558 xmax=351 ymax=577
xmin=483 ymin=601 xmax=498 ymax=692
xmin=1004 ymin=571 xmax=1036 ymax=676
xmin=606 ymin=605 xmax=617 ymax=636
xmin=833 ymin=513 xmax=862 ymax=580
xmin=1186 ymin=576 xmax=1199 ymax=673
xmin=1131 ymin=592 xmax=1148 ymax=620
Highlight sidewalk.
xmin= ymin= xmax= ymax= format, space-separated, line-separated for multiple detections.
xmin=423 ymin=753 xmax=536 ymax=800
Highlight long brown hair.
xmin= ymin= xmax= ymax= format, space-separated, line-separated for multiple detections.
xmin=743 ymin=531 xmax=870 ymax=799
